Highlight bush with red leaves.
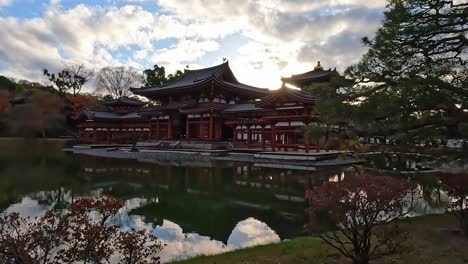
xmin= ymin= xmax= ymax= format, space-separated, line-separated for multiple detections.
xmin=306 ymin=174 xmax=418 ymax=264
xmin=0 ymin=197 xmax=162 ymax=264
xmin=440 ymin=173 xmax=468 ymax=237
xmin=115 ymin=230 xmax=163 ymax=264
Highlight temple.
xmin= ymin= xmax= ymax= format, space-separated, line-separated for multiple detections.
xmin=77 ymin=61 xmax=323 ymax=151
xmin=76 ymin=97 xmax=150 ymax=144
xmin=280 ymin=61 xmax=337 ymax=89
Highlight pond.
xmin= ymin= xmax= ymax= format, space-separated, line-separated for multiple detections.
xmin=0 ymin=139 xmax=450 ymax=262
xmin=363 ymin=152 xmax=437 ymax=172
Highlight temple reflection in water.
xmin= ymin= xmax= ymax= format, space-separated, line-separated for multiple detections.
xmin=78 ymin=155 xmax=346 ymax=241
xmin=0 ymin=139 xmax=449 ymax=245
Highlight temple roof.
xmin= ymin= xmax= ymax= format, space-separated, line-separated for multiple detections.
xmin=255 ymin=86 xmax=315 ymax=108
xmin=216 ymin=80 xmax=272 ymax=95
xmin=103 ymin=97 xmax=145 ymax=107
xmin=9 ymin=96 xmax=28 ymax=105
xmin=131 ymin=62 xmax=270 ymax=97
xmin=78 ymin=108 xmax=144 ymax=121
xmin=281 ymin=61 xmax=336 ymax=86
xmin=223 ymin=103 xmax=266 ymax=113
xmin=179 ymin=102 xmax=230 ymax=114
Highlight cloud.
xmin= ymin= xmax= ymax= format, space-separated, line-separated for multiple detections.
xmin=156 ymin=0 xmax=384 ymax=87
xmin=0 ymin=0 xmax=385 ymax=88
xmin=3 ymin=194 xmax=282 ymax=263
xmin=0 ymin=0 xmax=13 ymax=7
xmin=227 ymin=217 xmax=280 ymax=249
xmin=0 ymin=4 xmax=160 ymax=81
xmin=151 ymin=39 xmax=220 ymax=67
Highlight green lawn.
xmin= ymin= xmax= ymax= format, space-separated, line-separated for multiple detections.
xmin=171 ymin=214 xmax=468 ymax=264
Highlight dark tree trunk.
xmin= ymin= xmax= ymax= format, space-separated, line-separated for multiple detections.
xmin=353 ymin=257 xmax=369 ymax=264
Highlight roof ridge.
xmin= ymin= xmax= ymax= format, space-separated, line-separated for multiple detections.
xmin=137 ymin=63 xmax=227 ymax=90
xmin=289 ymin=68 xmax=332 ymax=78
xmin=184 ymin=61 xmax=228 ymax=73
xmin=217 ymin=78 xmax=269 ymax=91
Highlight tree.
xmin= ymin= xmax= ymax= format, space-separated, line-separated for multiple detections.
xmin=30 ymin=92 xmax=64 ymax=138
xmin=0 ymin=212 xmax=36 ymax=263
xmin=0 ymin=90 xmax=10 ymax=114
xmin=44 ymin=64 xmax=94 ymax=96
xmin=300 ymin=124 xmax=323 ymax=152
xmin=0 ymin=197 xmax=163 ymax=264
xmin=306 ymin=174 xmax=418 ymax=264
xmin=7 ymin=91 xmax=64 ymax=138
xmin=96 ymin=66 xmax=143 ymax=98
xmin=440 ymin=173 xmax=468 ymax=237
xmin=115 ymin=230 xmax=162 ymax=264
xmin=302 ymin=74 xmax=354 ymax=148
xmin=143 ymin=64 xmax=183 ymax=87
xmin=0 ymin=76 xmax=16 ymax=92
xmin=67 ymin=93 xmax=104 ymax=117
xmin=345 ymin=0 xmax=468 ymax=141
xmin=0 ymin=211 xmax=68 ymax=264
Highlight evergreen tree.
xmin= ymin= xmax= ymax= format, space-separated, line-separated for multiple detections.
xmin=346 ymin=0 xmax=468 ymax=142
xmin=143 ymin=64 xmax=183 ymax=87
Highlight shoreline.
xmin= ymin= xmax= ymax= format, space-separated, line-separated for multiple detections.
xmin=170 ymin=214 xmax=467 ymax=264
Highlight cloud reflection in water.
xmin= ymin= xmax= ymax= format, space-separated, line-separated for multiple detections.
xmin=3 ymin=194 xmax=280 ymax=263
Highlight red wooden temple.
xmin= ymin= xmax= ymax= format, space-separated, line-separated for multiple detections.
xmin=77 ymin=61 xmax=332 ymax=151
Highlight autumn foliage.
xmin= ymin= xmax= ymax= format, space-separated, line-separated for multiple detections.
xmin=306 ymin=174 xmax=418 ymax=264
xmin=7 ymin=91 xmax=64 ymax=138
xmin=0 ymin=197 xmax=163 ymax=264
xmin=67 ymin=93 xmax=104 ymax=117
xmin=440 ymin=173 xmax=468 ymax=237
xmin=0 ymin=90 xmax=10 ymax=114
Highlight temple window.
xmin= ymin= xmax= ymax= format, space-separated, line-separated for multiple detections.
xmin=213 ymin=96 xmax=227 ymax=103
xmin=198 ymin=93 xmax=210 ymax=103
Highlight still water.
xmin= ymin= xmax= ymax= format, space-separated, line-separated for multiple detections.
xmin=0 ymin=139 xmax=450 ymax=262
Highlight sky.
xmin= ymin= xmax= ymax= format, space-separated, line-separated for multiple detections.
xmin=0 ymin=0 xmax=387 ymax=90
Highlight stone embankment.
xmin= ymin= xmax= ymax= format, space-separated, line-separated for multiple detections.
xmin=65 ymin=146 xmax=362 ymax=168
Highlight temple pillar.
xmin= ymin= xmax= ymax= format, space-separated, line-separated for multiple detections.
xmin=199 ymin=115 xmax=203 ymax=138
xmin=233 ymin=126 xmax=237 ymax=147
xmin=261 ymin=126 xmax=266 ymax=149
xmin=247 ymin=126 xmax=252 ymax=148
xmin=168 ymin=115 xmax=173 ymax=139
xmin=106 ymin=130 xmax=111 ymax=144
xmin=305 ymin=121 xmax=310 ymax=153
xmin=216 ymin=119 xmax=222 ymax=140
xmin=292 ymin=130 xmax=296 ymax=151
xmin=79 ymin=127 xmax=84 ymax=143
xmin=156 ymin=118 xmax=160 ymax=139
xmin=92 ymin=130 xmax=98 ymax=144
xmin=186 ymin=116 xmax=190 ymax=140
xmin=271 ymin=123 xmax=276 ymax=152
xmin=209 ymin=113 xmax=213 ymax=139
xmin=148 ymin=119 xmax=152 ymax=140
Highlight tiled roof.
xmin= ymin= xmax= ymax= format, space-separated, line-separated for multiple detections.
xmin=81 ymin=109 xmax=144 ymax=120
xmin=103 ymin=97 xmax=145 ymax=107
xmin=133 ymin=63 xmax=229 ymax=93
xmin=282 ymin=68 xmax=333 ymax=82
xmin=223 ymin=103 xmax=266 ymax=113
xmin=132 ymin=62 xmax=270 ymax=96
xmin=217 ymin=80 xmax=271 ymax=96
xmin=255 ymin=87 xmax=316 ymax=108
xmin=179 ymin=102 xmax=230 ymax=114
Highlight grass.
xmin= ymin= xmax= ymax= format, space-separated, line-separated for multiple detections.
xmin=170 ymin=237 xmax=329 ymax=264
xmin=171 ymin=214 xmax=468 ymax=264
